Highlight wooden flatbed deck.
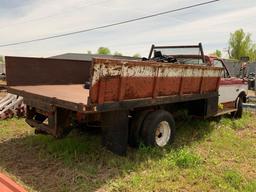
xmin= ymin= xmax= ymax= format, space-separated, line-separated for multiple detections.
xmin=8 ymin=84 xmax=90 ymax=112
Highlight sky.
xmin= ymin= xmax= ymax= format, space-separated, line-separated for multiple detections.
xmin=0 ymin=0 xmax=255 ymax=58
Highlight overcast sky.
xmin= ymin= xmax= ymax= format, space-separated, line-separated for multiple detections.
xmin=0 ymin=0 xmax=255 ymax=57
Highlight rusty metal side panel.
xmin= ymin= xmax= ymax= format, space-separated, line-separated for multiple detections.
xmin=0 ymin=172 xmax=27 ymax=192
xmin=90 ymin=58 xmax=223 ymax=105
xmin=5 ymin=56 xmax=91 ymax=86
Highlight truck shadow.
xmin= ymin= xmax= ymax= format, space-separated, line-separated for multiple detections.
xmin=0 ymin=117 xmax=216 ymax=192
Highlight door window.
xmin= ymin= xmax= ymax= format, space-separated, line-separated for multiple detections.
xmin=213 ymin=59 xmax=229 ymax=78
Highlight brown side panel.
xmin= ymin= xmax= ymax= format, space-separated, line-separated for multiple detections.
xmin=89 ymin=58 xmax=223 ymax=105
xmin=158 ymin=77 xmax=181 ymax=96
xmin=203 ymin=77 xmax=220 ymax=92
xmin=124 ymin=77 xmax=155 ymax=99
xmin=182 ymin=77 xmax=201 ymax=94
xmin=90 ymin=76 xmax=221 ymax=104
xmin=5 ymin=56 xmax=91 ymax=86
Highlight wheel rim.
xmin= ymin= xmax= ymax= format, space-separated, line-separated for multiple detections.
xmin=155 ymin=121 xmax=171 ymax=147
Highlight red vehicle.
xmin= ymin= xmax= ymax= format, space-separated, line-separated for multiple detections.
xmin=205 ymin=55 xmax=247 ymax=117
xmin=5 ymin=43 xmax=247 ymax=155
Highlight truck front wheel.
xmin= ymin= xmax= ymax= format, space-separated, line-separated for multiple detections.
xmin=231 ymin=96 xmax=243 ymax=119
xmin=141 ymin=110 xmax=175 ymax=147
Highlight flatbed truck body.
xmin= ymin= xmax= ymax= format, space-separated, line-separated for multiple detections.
xmin=5 ymin=44 xmax=247 ymax=155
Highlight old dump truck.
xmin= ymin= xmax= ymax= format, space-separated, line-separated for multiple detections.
xmin=6 ymin=44 xmax=247 ymax=155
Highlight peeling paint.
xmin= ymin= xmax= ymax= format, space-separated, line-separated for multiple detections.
xmin=90 ymin=58 xmax=223 ymax=104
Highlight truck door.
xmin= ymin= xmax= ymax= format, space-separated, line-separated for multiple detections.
xmin=213 ymin=59 xmax=245 ymax=104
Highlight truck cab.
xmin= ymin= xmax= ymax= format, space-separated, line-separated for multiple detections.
xmin=206 ymin=56 xmax=247 ymax=117
xmin=148 ymin=44 xmax=247 ymax=118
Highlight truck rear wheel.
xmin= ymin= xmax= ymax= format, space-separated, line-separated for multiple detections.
xmin=128 ymin=110 xmax=150 ymax=147
xmin=141 ymin=110 xmax=175 ymax=147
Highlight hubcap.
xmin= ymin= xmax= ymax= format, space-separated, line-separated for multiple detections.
xmin=155 ymin=121 xmax=171 ymax=147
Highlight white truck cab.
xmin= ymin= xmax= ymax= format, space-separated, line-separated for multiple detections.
xmin=208 ymin=56 xmax=247 ymax=117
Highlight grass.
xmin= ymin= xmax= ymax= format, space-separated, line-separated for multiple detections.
xmin=173 ymin=149 xmax=202 ymax=168
xmin=0 ymin=113 xmax=255 ymax=192
xmin=224 ymin=169 xmax=244 ymax=190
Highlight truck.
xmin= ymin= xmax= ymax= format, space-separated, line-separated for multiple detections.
xmin=5 ymin=43 xmax=247 ymax=155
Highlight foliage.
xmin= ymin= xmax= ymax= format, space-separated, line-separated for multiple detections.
xmin=215 ymin=49 xmax=222 ymax=57
xmin=97 ymin=47 xmax=111 ymax=55
xmin=228 ymin=29 xmax=256 ymax=61
xmin=113 ymin=51 xmax=122 ymax=56
xmin=87 ymin=48 xmax=140 ymax=58
xmin=173 ymin=149 xmax=202 ymax=168
xmin=224 ymin=169 xmax=243 ymax=190
xmin=210 ymin=50 xmax=222 ymax=58
xmin=133 ymin=53 xmax=141 ymax=58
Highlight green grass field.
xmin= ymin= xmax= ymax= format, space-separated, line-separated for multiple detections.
xmin=0 ymin=113 xmax=255 ymax=192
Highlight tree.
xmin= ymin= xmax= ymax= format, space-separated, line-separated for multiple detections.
xmin=228 ymin=29 xmax=256 ymax=61
xmin=215 ymin=50 xmax=222 ymax=58
xmin=97 ymin=47 xmax=111 ymax=55
xmin=210 ymin=50 xmax=222 ymax=57
xmin=248 ymin=45 xmax=256 ymax=61
xmin=133 ymin=53 xmax=141 ymax=58
xmin=114 ymin=51 xmax=122 ymax=56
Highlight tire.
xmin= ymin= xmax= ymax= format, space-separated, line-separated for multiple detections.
xmin=34 ymin=113 xmax=47 ymax=123
xmin=231 ymin=96 xmax=243 ymax=119
xmin=141 ymin=110 xmax=175 ymax=147
xmin=128 ymin=110 xmax=150 ymax=147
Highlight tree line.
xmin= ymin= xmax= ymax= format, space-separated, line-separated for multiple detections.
xmin=87 ymin=47 xmax=141 ymax=58
xmin=89 ymin=29 xmax=255 ymax=61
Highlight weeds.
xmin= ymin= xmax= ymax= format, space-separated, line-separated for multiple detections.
xmin=244 ymin=180 xmax=256 ymax=192
xmin=174 ymin=149 xmax=202 ymax=168
xmin=223 ymin=169 xmax=244 ymax=190
xmin=0 ymin=113 xmax=255 ymax=192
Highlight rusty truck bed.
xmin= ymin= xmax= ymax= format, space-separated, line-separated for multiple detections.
xmin=6 ymin=56 xmax=223 ymax=113
xmin=8 ymin=84 xmax=90 ymax=112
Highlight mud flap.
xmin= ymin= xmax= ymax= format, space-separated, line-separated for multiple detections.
xmin=101 ymin=110 xmax=129 ymax=156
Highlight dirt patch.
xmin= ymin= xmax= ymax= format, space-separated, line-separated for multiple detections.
xmin=0 ymin=135 xmax=107 ymax=192
xmin=248 ymin=90 xmax=256 ymax=96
